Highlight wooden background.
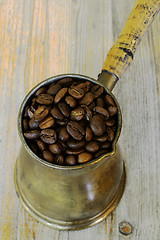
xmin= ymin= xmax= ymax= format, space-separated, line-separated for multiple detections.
xmin=0 ymin=0 xmax=160 ymax=239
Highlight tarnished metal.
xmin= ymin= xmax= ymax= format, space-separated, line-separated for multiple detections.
xmin=98 ymin=70 xmax=119 ymax=91
xmin=14 ymin=74 xmax=126 ymax=230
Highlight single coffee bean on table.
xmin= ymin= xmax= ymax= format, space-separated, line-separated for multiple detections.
xmin=22 ymin=77 xmax=118 ymax=165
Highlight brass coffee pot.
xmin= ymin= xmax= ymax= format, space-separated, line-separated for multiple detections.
xmin=14 ymin=0 xmax=160 ymax=230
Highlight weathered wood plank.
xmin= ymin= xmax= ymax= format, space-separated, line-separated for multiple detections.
xmin=0 ymin=0 xmax=159 ymax=239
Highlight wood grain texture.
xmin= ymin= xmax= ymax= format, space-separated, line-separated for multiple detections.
xmin=0 ymin=0 xmax=159 ymax=239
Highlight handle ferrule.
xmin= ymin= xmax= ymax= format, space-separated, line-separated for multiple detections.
xmin=98 ymin=70 xmax=119 ymax=91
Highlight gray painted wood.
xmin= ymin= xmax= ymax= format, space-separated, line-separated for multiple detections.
xmin=0 ymin=0 xmax=159 ymax=239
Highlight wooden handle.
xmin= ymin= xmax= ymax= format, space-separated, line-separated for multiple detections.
xmin=102 ymin=0 xmax=160 ymax=79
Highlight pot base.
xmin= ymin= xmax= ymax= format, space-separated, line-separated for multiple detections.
xmin=14 ymin=160 xmax=126 ymax=230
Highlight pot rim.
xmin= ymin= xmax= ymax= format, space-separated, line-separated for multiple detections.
xmin=18 ymin=73 xmax=122 ymax=170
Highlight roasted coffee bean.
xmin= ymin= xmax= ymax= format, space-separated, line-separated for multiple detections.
xmin=36 ymin=139 xmax=46 ymax=151
xmin=79 ymin=92 xmax=94 ymax=106
xmin=35 ymin=87 xmax=47 ymax=96
xmin=40 ymin=129 xmax=57 ymax=144
xmin=71 ymin=81 xmax=80 ymax=87
xmin=28 ymin=141 xmax=39 ymax=154
xmin=58 ymin=102 xmax=70 ymax=117
xmin=28 ymin=107 xmax=34 ymax=119
xmin=36 ymin=93 xmax=53 ymax=105
xmin=56 ymin=118 xmax=69 ymax=126
xmin=65 ymin=148 xmax=84 ymax=155
xmin=94 ymin=149 xmax=107 ymax=158
xmin=90 ymin=114 xmax=106 ymax=136
xmin=39 ymin=116 xmax=55 ymax=129
xmin=68 ymin=86 xmax=84 ymax=99
xmin=55 ymin=154 xmax=64 ymax=165
xmin=58 ymin=77 xmax=73 ymax=86
xmin=50 ymin=106 xmax=64 ymax=120
xmin=94 ymin=133 xmax=108 ymax=142
xmin=105 ymin=94 xmax=115 ymax=106
xmin=54 ymin=88 xmax=68 ymax=104
xmin=49 ymin=143 xmax=62 ymax=154
xmin=43 ymin=150 xmax=55 ymax=163
xmin=108 ymin=106 xmax=117 ymax=116
xmin=24 ymin=105 xmax=30 ymax=118
xmin=58 ymin=127 xmax=69 ymax=141
xmin=85 ymin=81 xmax=92 ymax=88
xmin=96 ymin=98 xmax=105 ymax=108
xmin=94 ymin=86 xmax=103 ymax=98
xmin=90 ymin=84 xmax=104 ymax=98
xmin=24 ymin=130 xmax=40 ymax=140
xmin=85 ymin=127 xmax=93 ymax=142
xmin=88 ymin=101 xmax=96 ymax=110
xmin=81 ymin=105 xmax=92 ymax=121
xmin=85 ymin=141 xmax=99 ymax=153
xmin=67 ymin=139 xmax=85 ymax=149
xmin=33 ymin=105 xmax=49 ymax=122
xmin=65 ymin=155 xmax=76 ymax=166
xmin=47 ymin=82 xmax=61 ymax=96
xmin=29 ymin=107 xmax=36 ymax=115
xmin=100 ymin=141 xmax=111 ymax=149
xmin=31 ymin=98 xmax=38 ymax=112
xmin=78 ymin=152 xmax=93 ymax=164
xmin=93 ymin=106 xmax=109 ymax=119
xmin=90 ymin=85 xmax=99 ymax=94
xmin=70 ymin=107 xmax=85 ymax=121
xmin=106 ymin=127 xmax=114 ymax=142
xmin=22 ymin=77 xmax=118 ymax=166
xmin=29 ymin=118 xmax=39 ymax=129
xmin=78 ymin=119 xmax=86 ymax=128
xmin=105 ymin=118 xmax=115 ymax=127
xmin=76 ymin=81 xmax=91 ymax=92
xmin=65 ymin=95 xmax=77 ymax=108
xmin=76 ymin=83 xmax=87 ymax=90
xmin=58 ymin=139 xmax=67 ymax=150
xmin=67 ymin=121 xmax=85 ymax=140
xmin=23 ymin=119 xmax=29 ymax=131
xmin=111 ymin=125 xmax=117 ymax=132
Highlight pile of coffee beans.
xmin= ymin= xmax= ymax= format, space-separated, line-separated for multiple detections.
xmin=22 ymin=77 xmax=118 ymax=166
